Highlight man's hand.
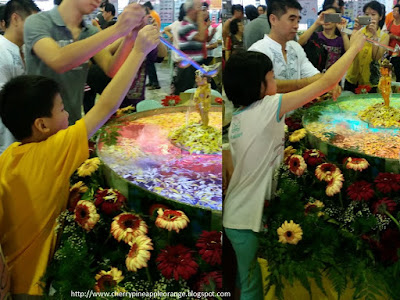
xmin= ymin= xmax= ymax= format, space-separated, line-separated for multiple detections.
xmin=115 ymin=3 xmax=146 ymax=37
xmin=133 ymin=25 xmax=160 ymax=55
xmin=349 ymin=28 xmax=367 ymax=51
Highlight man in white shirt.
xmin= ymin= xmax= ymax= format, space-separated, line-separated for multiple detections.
xmin=249 ymin=0 xmax=325 ymax=93
xmin=0 ymin=0 xmax=40 ymax=154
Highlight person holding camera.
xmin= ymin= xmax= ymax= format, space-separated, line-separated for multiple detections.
xmin=387 ymin=4 xmax=400 ymax=81
xmin=298 ymin=6 xmax=349 ymax=72
xmin=344 ymin=1 xmax=389 ymax=93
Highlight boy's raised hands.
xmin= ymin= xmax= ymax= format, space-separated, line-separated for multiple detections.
xmin=115 ymin=3 xmax=146 ymax=37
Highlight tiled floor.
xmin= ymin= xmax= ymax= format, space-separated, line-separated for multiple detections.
xmin=145 ymin=60 xmax=173 ymax=103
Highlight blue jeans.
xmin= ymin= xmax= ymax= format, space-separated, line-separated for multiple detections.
xmin=224 ymin=228 xmax=263 ymax=300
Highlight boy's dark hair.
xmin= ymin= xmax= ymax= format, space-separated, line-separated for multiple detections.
xmin=143 ymin=1 xmax=153 ymax=11
xmin=363 ymin=1 xmax=386 ymax=29
xmin=4 ymin=0 xmax=39 ymax=28
xmin=223 ymin=51 xmax=273 ymax=107
xmin=178 ymin=3 xmax=186 ymax=21
xmin=267 ymin=0 xmax=302 ymax=27
xmin=363 ymin=1 xmax=385 ymax=29
xmin=245 ymin=5 xmax=259 ymax=21
xmin=104 ymin=3 xmax=115 ymax=16
xmin=229 ymin=18 xmax=241 ymax=35
xmin=394 ymin=4 xmax=400 ymax=10
xmin=100 ymin=0 xmax=109 ymax=8
xmin=0 ymin=75 xmax=60 ymax=141
xmin=231 ymin=4 xmax=243 ymax=15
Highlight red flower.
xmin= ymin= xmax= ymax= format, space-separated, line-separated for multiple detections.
xmin=195 ymin=271 xmax=223 ymax=292
xmin=347 ymin=181 xmax=375 ymax=201
xmin=195 ymin=231 xmax=222 ymax=266
xmin=303 ymin=149 xmax=325 ymax=167
xmin=372 ymin=197 xmax=397 ymax=215
xmin=285 ymin=117 xmax=302 ymax=131
xmin=374 ymin=173 xmax=400 ymax=194
xmin=288 ymin=155 xmax=307 ymax=176
xmin=156 ymin=245 xmax=198 ymax=281
xmin=215 ymin=97 xmax=223 ymax=104
xmin=355 ymin=85 xmax=371 ymax=94
xmin=161 ymin=95 xmax=181 ymax=106
xmin=94 ymin=188 xmax=126 ymax=215
xmin=368 ymin=229 xmax=400 ymax=262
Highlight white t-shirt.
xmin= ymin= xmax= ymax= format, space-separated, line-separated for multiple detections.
xmin=248 ymin=35 xmax=319 ymax=80
xmin=0 ymin=35 xmax=24 ymax=154
xmin=223 ymin=94 xmax=285 ymax=232
xmin=165 ymin=20 xmax=182 ymax=62
xmin=209 ymin=23 xmax=222 ymax=58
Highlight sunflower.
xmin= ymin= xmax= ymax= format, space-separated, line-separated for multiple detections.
xmin=315 ymin=163 xmax=341 ymax=182
xmin=289 ymin=128 xmax=307 ymax=143
xmin=326 ymin=177 xmax=344 ymax=197
xmin=74 ymin=200 xmax=100 ymax=231
xmin=94 ymin=267 xmax=124 ymax=292
xmin=70 ymin=181 xmax=88 ymax=194
xmin=284 ymin=146 xmax=296 ymax=163
xmin=345 ymin=157 xmax=369 ymax=171
xmin=111 ymin=213 xmax=148 ymax=244
xmin=304 ymin=200 xmax=324 ymax=216
xmin=155 ymin=209 xmax=190 ymax=233
xmin=77 ymin=157 xmax=101 ymax=177
xmin=125 ymin=235 xmax=153 ymax=272
xmin=277 ymin=220 xmax=303 ymax=245
xmin=68 ymin=181 xmax=88 ymax=211
xmin=288 ymin=155 xmax=307 ymax=176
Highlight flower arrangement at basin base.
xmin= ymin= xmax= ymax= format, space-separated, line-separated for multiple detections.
xmin=260 ymin=116 xmax=400 ymax=300
xmin=42 ymin=157 xmax=223 ymax=299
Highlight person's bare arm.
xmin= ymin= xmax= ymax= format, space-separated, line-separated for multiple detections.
xmin=279 ymin=30 xmax=366 ymax=118
xmin=157 ymin=42 xmax=167 ymax=58
xmin=276 ymin=74 xmax=322 ymax=93
xmin=31 ymin=4 xmax=144 ymax=74
xmin=298 ymin=12 xmax=325 ymax=46
xmin=83 ymin=25 xmax=159 ymax=138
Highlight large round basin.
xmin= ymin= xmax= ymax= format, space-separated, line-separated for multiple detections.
xmin=96 ymin=106 xmax=222 ymax=231
xmin=303 ymin=94 xmax=400 ymax=173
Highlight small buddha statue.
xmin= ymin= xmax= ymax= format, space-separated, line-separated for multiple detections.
xmin=193 ymin=70 xmax=212 ymax=127
xmin=378 ymin=58 xmax=392 ymax=107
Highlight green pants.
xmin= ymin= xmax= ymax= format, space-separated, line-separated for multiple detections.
xmin=224 ymin=228 xmax=263 ymax=300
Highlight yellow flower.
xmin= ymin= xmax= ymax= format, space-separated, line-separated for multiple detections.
xmin=345 ymin=157 xmax=369 ymax=171
xmin=77 ymin=157 xmax=101 ymax=177
xmin=70 ymin=181 xmax=88 ymax=194
xmin=155 ymin=208 xmax=190 ymax=233
xmin=111 ymin=213 xmax=148 ymax=244
xmin=289 ymin=129 xmax=307 ymax=143
xmin=326 ymin=177 xmax=343 ymax=197
xmin=94 ymin=267 xmax=124 ymax=292
xmin=74 ymin=200 xmax=100 ymax=231
xmin=304 ymin=200 xmax=325 ymax=216
xmin=277 ymin=220 xmax=303 ymax=245
xmin=125 ymin=235 xmax=153 ymax=272
xmin=315 ymin=163 xmax=341 ymax=182
xmin=116 ymin=105 xmax=135 ymax=117
xmin=284 ymin=146 xmax=296 ymax=163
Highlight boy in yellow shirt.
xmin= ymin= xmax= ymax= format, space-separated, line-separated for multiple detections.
xmin=0 ymin=24 xmax=159 ymax=297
